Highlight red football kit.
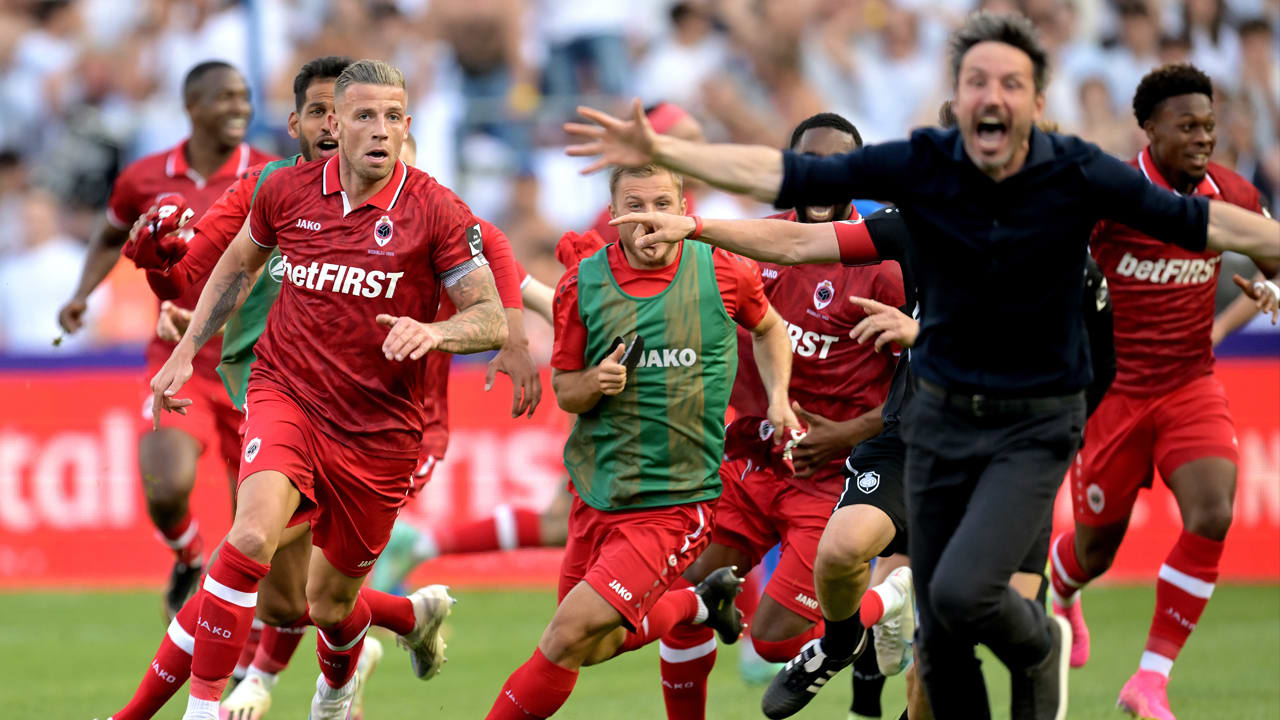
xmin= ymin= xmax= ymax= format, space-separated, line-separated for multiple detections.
xmin=1074 ymin=148 xmax=1263 ymax=526
xmin=109 ymin=141 xmax=275 ymax=467
xmin=717 ymin=208 xmax=905 ymax=623
xmin=551 ymin=241 xmax=768 ymax=626
xmin=243 ymin=156 xmax=486 ymax=575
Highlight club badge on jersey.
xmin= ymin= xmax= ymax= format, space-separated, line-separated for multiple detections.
xmin=813 ymin=279 xmax=834 ymax=310
xmin=374 ymin=215 xmax=394 ymax=246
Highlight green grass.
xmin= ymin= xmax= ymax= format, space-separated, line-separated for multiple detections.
xmin=3 ymin=585 xmax=1276 ymax=719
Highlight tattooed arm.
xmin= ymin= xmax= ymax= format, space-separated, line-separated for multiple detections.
xmin=377 ymin=261 xmax=508 ymax=363
xmin=148 ymin=226 xmax=270 ymax=426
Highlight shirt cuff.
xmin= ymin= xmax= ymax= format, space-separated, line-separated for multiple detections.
xmin=773 ymin=149 xmax=802 ymax=210
xmin=833 ymin=221 xmax=881 ymax=266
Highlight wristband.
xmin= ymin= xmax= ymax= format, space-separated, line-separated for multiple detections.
xmin=688 ymin=215 xmax=704 ymax=240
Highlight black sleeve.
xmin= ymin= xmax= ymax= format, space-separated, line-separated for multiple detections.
xmin=775 ymin=140 xmax=914 ymax=210
xmin=1081 ymin=148 xmax=1209 ymax=252
xmin=1082 ymin=255 xmax=1115 ymax=417
xmin=862 ymin=207 xmax=909 ymax=263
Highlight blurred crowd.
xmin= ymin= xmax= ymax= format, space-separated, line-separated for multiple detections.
xmin=0 ymin=0 xmax=1276 ymax=355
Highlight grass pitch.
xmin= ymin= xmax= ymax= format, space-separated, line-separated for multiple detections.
xmin=4 ymin=584 xmax=1277 ymax=719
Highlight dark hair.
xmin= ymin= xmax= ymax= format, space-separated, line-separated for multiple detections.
xmin=789 ymin=113 xmax=863 ymax=150
xmin=950 ymin=12 xmax=1049 ymax=92
xmin=671 ymin=2 xmax=698 ymax=24
xmin=183 ymin=61 xmax=238 ymax=104
xmin=1182 ymin=0 xmax=1225 ymax=45
xmin=1238 ymin=18 xmax=1273 ymax=39
xmin=1116 ymin=0 xmax=1150 ymax=19
xmin=293 ymin=56 xmax=355 ymax=111
xmin=937 ymin=100 xmax=958 ymax=128
xmin=1132 ymin=63 xmax=1213 ymax=126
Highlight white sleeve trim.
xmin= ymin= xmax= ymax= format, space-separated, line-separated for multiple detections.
xmin=440 ymin=253 xmax=489 ymax=288
xmin=248 ymin=229 xmax=276 ymax=249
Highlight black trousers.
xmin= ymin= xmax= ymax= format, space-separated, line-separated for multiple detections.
xmin=901 ymin=386 xmax=1085 ymax=719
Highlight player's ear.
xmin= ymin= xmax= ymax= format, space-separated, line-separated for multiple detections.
xmin=287 ymin=111 xmax=300 ymax=140
xmin=326 ymin=111 xmax=339 ymax=137
xmin=678 ymin=195 xmax=687 ymax=215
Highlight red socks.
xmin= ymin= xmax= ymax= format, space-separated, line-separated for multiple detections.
xmin=111 ymin=596 xmax=199 ymax=720
xmin=189 ymin=542 xmax=269 ymax=701
xmin=315 ymin=595 xmax=371 ymax=689
xmin=253 ymin=615 xmax=310 ymax=675
xmin=1143 ymin=530 xmax=1223 ymax=674
xmin=1050 ymin=530 xmax=1094 ymax=604
xmin=435 ymin=504 xmax=544 ymax=555
xmin=487 ymin=648 xmax=579 ymax=719
xmin=659 ymin=622 xmax=717 ymax=720
xmin=233 ymin=619 xmax=264 ymax=678
xmin=158 ymin=512 xmax=203 ymax=566
xmin=616 ymin=589 xmax=701 ymax=656
xmin=752 ymin=623 xmax=823 ymax=664
xmin=361 ymin=586 xmax=417 ymax=636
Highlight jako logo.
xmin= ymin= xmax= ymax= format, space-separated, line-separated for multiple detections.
xmin=295 ymin=218 xmax=322 ymax=231
xmin=151 ymin=661 xmax=178 ymax=684
xmin=198 ymin=620 xmax=232 ymax=639
xmin=278 ymin=254 xmax=404 ymax=299
xmin=636 ymin=348 xmax=698 ymax=368
xmin=609 ymin=579 xmax=633 ymax=602
xmin=794 ymin=592 xmax=819 ymax=610
xmin=1114 ymin=252 xmax=1219 ymax=285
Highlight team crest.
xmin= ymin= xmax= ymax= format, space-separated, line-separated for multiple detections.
xmin=758 ymin=420 xmax=776 ymax=442
xmin=814 ymin=279 xmax=834 ymax=310
xmin=373 ymin=215 xmax=394 ymax=246
xmin=1086 ymin=483 xmax=1105 ymax=514
xmin=466 ymin=223 xmax=483 ymax=256
xmin=856 ymin=471 xmax=880 ymax=494
xmin=245 ymin=437 xmax=262 ymax=463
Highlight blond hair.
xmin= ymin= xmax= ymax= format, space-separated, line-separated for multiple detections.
xmin=608 ymin=164 xmax=684 ymax=201
xmin=334 ymin=59 xmax=405 ymax=101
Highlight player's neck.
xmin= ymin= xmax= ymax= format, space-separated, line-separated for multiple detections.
xmin=184 ymin=138 xmax=237 ymax=179
xmin=337 ymin=155 xmax=394 ymax=208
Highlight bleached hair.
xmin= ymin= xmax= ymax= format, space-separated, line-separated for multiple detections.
xmin=334 ymin=59 xmax=405 ymax=101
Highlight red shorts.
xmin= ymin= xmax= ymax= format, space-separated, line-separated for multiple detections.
xmin=558 ymin=490 xmax=713 ymax=630
xmin=713 ymin=457 xmax=835 ymax=622
xmin=239 ymin=385 xmax=415 ymax=577
xmin=139 ymin=366 xmax=242 ymax=473
xmin=1073 ymin=372 xmax=1238 ymax=527
xmin=407 ymin=453 xmax=440 ymax=499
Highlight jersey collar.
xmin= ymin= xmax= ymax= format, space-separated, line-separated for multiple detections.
xmin=1137 ymin=146 xmax=1220 ymax=198
xmin=165 ymin=140 xmax=251 ymax=189
xmin=322 ymin=155 xmax=409 ymax=217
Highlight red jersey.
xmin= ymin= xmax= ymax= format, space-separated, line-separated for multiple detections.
xmin=586 ymin=192 xmax=697 ymax=244
xmin=248 ymin=157 xmax=484 ymax=457
xmin=730 ymin=209 xmax=905 ymax=486
xmin=420 ymin=219 xmax=527 ymax=460
xmin=552 ymin=242 xmax=768 ymax=371
xmin=1091 ymin=147 xmax=1264 ymax=396
xmin=108 ymin=141 xmax=276 ymax=378
xmin=147 ymin=158 xmax=295 ymax=300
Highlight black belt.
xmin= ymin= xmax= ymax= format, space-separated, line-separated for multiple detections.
xmin=916 ymin=378 xmax=1082 ymax=418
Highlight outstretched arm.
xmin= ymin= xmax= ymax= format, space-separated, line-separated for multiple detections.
xmin=609 ymin=212 xmax=851 ymax=265
xmin=58 ymin=219 xmax=128 ymax=334
xmin=1206 ymin=201 xmax=1280 ymax=269
xmin=747 ymin=306 xmax=802 ymax=438
xmin=566 ymin=99 xmax=785 ymax=203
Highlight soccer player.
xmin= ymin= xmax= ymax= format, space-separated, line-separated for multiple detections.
xmin=56 ymin=61 xmax=275 ymax=619
xmin=484 ymin=163 xmax=801 ymax=719
xmin=654 ymin=112 xmax=903 ymax=720
xmin=1048 ymin=64 xmax=1278 ymax=720
xmin=149 ymin=59 xmax=507 ymax=720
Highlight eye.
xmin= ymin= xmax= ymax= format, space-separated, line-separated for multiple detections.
xmin=1204 ymin=123 xmax=1215 ymax=133
xmin=388 ymin=113 xmax=401 ymax=123
xmin=359 ymin=112 xmax=370 ymax=121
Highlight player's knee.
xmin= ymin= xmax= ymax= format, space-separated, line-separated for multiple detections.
xmin=308 ymin=595 xmax=357 ymax=629
xmin=541 ymin=616 xmax=601 ymax=664
xmin=1186 ymin=501 xmax=1233 ymax=541
xmin=256 ymin=590 xmax=308 ymax=626
xmin=226 ymin=525 xmax=274 ymax=564
xmin=815 ymin=530 xmax=872 ymax=580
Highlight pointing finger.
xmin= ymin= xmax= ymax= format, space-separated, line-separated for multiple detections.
xmin=376 ymin=313 xmax=398 ymax=328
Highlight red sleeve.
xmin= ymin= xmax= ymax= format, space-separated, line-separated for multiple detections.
xmin=870 ymin=260 xmax=906 ymax=309
xmin=477 ymin=219 xmax=523 ymax=309
xmin=144 ymin=228 xmax=230 ymax=300
xmin=833 ymin=220 xmax=880 ymax=266
xmin=105 ymin=164 xmax=146 ymax=231
xmin=714 ymin=250 xmax=769 ymax=329
xmin=248 ymin=172 xmax=280 ymax=249
xmin=193 ymin=170 xmax=255 ymax=248
xmin=426 ymin=185 xmax=483 ymax=275
xmin=515 ymin=259 xmax=530 ymax=287
xmin=551 ymin=270 xmax=587 ymax=371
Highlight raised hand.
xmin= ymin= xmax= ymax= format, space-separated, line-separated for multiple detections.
xmin=1231 ymin=273 xmax=1280 ymax=324
xmin=609 ymin=212 xmax=695 ymax=249
xmin=564 ymin=99 xmax=659 ymax=175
